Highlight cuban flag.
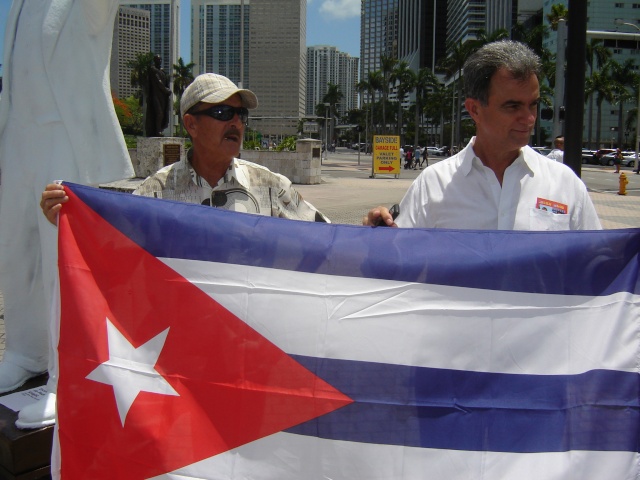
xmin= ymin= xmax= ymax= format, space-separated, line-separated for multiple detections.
xmin=56 ymin=182 xmax=640 ymax=479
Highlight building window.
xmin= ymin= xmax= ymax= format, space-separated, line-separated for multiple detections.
xmin=615 ymin=2 xmax=625 ymax=6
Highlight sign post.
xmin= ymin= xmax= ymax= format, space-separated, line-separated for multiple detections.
xmin=371 ymin=135 xmax=401 ymax=178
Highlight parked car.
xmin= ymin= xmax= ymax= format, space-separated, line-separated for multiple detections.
xmin=426 ymin=147 xmax=440 ymax=156
xmin=582 ymin=149 xmax=597 ymax=164
xmin=532 ymin=146 xmax=551 ymax=156
xmin=431 ymin=146 xmax=449 ymax=156
xmin=623 ymin=152 xmax=638 ymax=167
xmin=592 ymin=149 xmax=616 ymax=166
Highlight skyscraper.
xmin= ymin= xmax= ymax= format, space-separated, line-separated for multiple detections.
xmin=191 ymin=0 xmax=250 ymax=84
xmin=111 ymin=6 xmax=151 ymax=100
xmin=447 ymin=0 xmax=485 ymax=47
xmin=121 ymin=0 xmax=180 ymax=74
xmin=248 ymin=0 xmax=306 ymax=140
xmin=361 ymin=0 xmax=399 ymax=90
xmin=306 ymin=46 xmax=359 ymax=118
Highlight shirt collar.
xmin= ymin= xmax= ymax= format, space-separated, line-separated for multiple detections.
xmin=186 ymin=149 xmax=251 ymax=189
xmin=460 ymin=137 xmax=534 ymax=176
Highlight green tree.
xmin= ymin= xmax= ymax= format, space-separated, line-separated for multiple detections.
xmin=586 ymin=61 xmax=616 ymax=149
xmin=390 ymin=61 xmax=415 ymax=142
xmin=546 ymin=3 xmax=568 ymax=31
xmin=439 ymin=40 xmax=472 ymax=149
xmin=172 ymin=57 xmax=195 ymax=135
xmin=413 ymin=68 xmax=439 ymax=149
xmin=322 ymin=82 xmax=343 ymax=144
xmin=380 ymin=55 xmax=398 ymax=134
xmin=585 ymin=39 xmax=612 ymax=149
xmin=357 ymin=70 xmax=384 ymax=148
xmin=128 ymin=51 xmax=156 ymax=135
xmin=611 ymin=59 xmax=637 ymax=147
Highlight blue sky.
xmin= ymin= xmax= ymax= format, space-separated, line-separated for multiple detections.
xmin=0 ymin=0 xmax=360 ymax=76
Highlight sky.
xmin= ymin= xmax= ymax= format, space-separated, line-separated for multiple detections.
xmin=0 ymin=0 xmax=361 ymax=76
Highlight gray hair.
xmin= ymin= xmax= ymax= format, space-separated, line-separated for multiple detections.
xmin=463 ymin=40 xmax=541 ymax=105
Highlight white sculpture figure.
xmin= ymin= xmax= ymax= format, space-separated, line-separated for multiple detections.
xmin=0 ymin=0 xmax=134 ymax=429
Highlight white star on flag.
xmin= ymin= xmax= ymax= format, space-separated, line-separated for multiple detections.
xmin=86 ymin=318 xmax=179 ymax=426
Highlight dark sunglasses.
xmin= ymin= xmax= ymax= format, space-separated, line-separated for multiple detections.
xmin=192 ymin=104 xmax=249 ymax=124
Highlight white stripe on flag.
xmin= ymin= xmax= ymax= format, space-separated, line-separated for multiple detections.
xmin=149 ymin=432 xmax=640 ymax=480
xmin=162 ymin=258 xmax=639 ymax=376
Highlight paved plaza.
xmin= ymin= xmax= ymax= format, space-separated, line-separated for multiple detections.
xmin=0 ymin=151 xmax=639 ymax=360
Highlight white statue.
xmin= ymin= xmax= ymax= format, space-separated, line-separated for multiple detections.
xmin=0 ymin=0 xmax=134 ymax=431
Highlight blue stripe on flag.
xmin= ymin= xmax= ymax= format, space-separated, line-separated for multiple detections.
xmin=287 ymin=355 xmax=640 ymax=453
xmin=70 ymin=183 xmax=640 ymax=297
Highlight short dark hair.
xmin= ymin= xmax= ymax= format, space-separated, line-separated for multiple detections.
xmin=463 ymin=40 xmax=541 ymax=105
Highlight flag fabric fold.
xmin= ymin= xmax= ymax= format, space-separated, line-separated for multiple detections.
xmin=56 ymin=183 xmax=640 ymax=479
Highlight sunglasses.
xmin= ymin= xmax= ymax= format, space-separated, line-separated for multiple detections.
xmin=192 ymin=105 xmax=249 ymax=124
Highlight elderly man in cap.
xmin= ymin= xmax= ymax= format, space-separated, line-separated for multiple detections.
xmin=43 ymin=73 xmax=328 ymax=223
xmin=39 ymin=74 xmax=328 ymax=430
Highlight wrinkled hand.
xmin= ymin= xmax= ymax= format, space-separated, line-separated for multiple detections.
xmin=40 ymin=183 xmax=68 ymax=226
xmin=362 ymin=206 xmax=397 ymax=227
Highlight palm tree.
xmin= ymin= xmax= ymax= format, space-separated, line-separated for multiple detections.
xmin=413 ymin=68 xmax=439 ymax=149
xmin=129 ymin=51 xmax=156 ymax=102
xmin=322 ymin=83 xmax=343 ymax=145
xmin=585 ymin=39 xmax=612 ymax=149
xmin=546 ymin=3 xmax=568 ymax=31
xmin=128 ymin=51 xmax=156 ymax=136
xmin=380 ymin=55 xmax=398 ymax=134
xmin=585 ymin=61 xmax=615 ymax=149
xmin=439 ymin=40 xmax=472 ymax=149
xmin=172 ymin=57 xmax=195 ymax=135
xmin=611 ymin=59 xmax=636 ymax=147
xmin=357 ymin=70 xmax=383 ymax=149
xmin=390 ymin=61 xmax=414 ymax=142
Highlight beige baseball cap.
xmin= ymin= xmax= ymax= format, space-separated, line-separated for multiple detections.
xmin=180 ymin=73 xmax=258 ymax=117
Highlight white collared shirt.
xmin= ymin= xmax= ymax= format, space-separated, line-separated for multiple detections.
xmin=396 ymin=137 xmax=601 ymax=231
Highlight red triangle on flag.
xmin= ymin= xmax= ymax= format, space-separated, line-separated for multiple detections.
xmin=57 ymin=189 xmax=353 ymax=479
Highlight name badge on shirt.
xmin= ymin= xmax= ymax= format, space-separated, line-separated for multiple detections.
xmin=536 ymin=197 xmax=568 ymax=214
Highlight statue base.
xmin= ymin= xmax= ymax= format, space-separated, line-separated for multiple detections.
xmin=133 ymin=137 xmax=187 ymax=179
xmin=0 ymin=374 xmax=53 ymax=480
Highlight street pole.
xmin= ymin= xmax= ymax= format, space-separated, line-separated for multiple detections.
xmin=553 ymin=20 xmax=567 ymax=139
xmin=324 ymin=103 xmax=330 ymax=162
xmin=564 ymin=0 xmax=587 ymax=177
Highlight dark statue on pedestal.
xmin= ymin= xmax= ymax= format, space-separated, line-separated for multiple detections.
xmin=145 ymin=55 xmax=171 ymax=137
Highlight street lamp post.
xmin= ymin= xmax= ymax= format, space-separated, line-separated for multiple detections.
xmin=614 ymin=19 xmax=640 ymax=173
xmin=323 ymin=103 xmax=330 ymax=162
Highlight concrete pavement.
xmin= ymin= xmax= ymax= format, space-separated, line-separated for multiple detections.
xmin=297 ymin=149 xmax=640 ymax=229
xmin=0 ymin=149 xmax=639 ymax=360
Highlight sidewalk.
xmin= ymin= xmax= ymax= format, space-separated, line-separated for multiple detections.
xmin=296 ymin=157 xmax=640 ymax=229
xmin=0 ymin=159 xmax=639 ymax=361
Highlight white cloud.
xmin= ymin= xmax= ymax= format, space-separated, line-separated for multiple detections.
xmin=318 ymin=0 xmax=360 ymax=20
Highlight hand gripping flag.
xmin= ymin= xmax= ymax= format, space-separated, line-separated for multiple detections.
xmin=56 ymin=183 xmax=640 ymax=479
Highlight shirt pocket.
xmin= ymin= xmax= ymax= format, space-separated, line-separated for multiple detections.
xmin=529 ymin=207 xmax=570 ymax=231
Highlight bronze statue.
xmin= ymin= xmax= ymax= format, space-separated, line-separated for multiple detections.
xmin=146 ymin=54 xmax=171 ymax=137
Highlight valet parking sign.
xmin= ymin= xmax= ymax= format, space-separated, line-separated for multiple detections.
xmin=372 ymin=135 xmax=401 ymax=177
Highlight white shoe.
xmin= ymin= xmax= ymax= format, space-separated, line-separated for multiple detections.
xmin=0 ymin=361 xmax=45 ymax=394
xmin=16 ymin=392 xmax=56 ymax=429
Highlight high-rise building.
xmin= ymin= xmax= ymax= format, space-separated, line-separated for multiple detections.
xmin=306 ymin=46 xmax=359 ymax=118
xmin=361 ymin=0 xmax=446 ymax=104
xmin=543 ymin=0 xmax=640 ymax=149
xmin=121 ymin=0 xmax=180 ymax=74
xmin=248 ymin=0 xmax=306 ymax=140
xmin=120 ymin=0 xmax=180 ymax=133
xmin=191 ymin=0 xmax=250 ymax=84
xmin=447 ymin=0 xmax=485 ymax=47
xmin=398 ymin=0 xmax=446 ymax=72
xmin=361 ymin=0 xmax=399 ymax=90
xmin=486 ymin=0 xmax=542 ymax=36
xmin=111 ymin=6 xmax=151 ymax=100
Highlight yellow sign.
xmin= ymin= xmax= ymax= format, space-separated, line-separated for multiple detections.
xmin=372 ymin=135 xmax=400 ymax=177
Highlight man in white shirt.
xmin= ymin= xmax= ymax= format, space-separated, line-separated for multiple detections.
xmin=547 ymin=136 xmax=564 ymax=162
xmin=363 ymin=41 xmax=600 ymax=231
